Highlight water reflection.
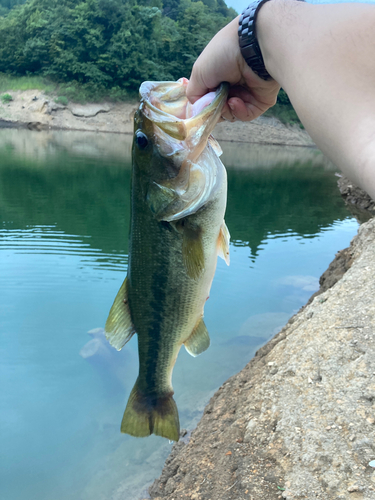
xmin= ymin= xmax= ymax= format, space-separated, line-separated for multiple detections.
xmin=0 ymin=129 xmax=358 ymax=500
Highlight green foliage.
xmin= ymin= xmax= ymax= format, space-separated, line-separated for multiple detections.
xmin=0 ymin=0 xmax=236 ymax=99
xmin=0 ymin=0 xmax=26 ymax=15
xmin=54 ymin=95 xmax=68 ymax=105
xmin=265 ymin=88 xmax=303 ymax=127
xmin=56 ymin=81 xmax=132 ymax=103
xmin=0 ymin=72 xmax=56 ymax=92
xmin=265 ymin=103 xmax=303 ymax=127
xmin=1 ymin=92 xmax=13 ymax=102
xmin=277 ymin=89 xmax=291 ymax=106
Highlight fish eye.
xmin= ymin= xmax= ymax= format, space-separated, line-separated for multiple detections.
xmin=135 ymin=131 xmax=149 ymax=150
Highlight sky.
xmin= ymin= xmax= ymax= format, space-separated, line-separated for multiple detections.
xmin=226 ymin=0 xmax=374 ymax=15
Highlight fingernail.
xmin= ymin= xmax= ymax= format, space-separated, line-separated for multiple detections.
xmin=228 ymin=102 xmax=235 ymax=111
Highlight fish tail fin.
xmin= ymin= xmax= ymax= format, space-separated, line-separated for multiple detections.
xmin=121 ymin=382 xmax=180 ymax=441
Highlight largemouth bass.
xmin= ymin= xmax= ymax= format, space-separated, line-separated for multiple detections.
xmin=105 ymin=78 xmax=230 ymax=441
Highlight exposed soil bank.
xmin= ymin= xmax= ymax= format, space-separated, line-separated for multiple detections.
xmin=0 ymin=90 xmax=315 ymax=146
xmin=147 ymin=216 xmax=375 ymax=500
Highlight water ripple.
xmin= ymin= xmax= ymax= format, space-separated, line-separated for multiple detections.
xmin=0 ymin=226 xmax=127 ymax=273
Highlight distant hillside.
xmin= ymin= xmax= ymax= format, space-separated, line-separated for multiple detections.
xmin=0 ymin=0 xmax=236 ymax=96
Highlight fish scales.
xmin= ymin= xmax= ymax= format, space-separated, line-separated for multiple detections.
xmin=105 ymin=78 xmax=230 ymax=441
xmin=130 ymin=174 xmax=225 ymax=393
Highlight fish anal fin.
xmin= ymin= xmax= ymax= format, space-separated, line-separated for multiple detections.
xmin=105 ymin=277 xmax=135 ymax=351
xmin=184 ymin=317 xmax=210 ymax=357
xmin=182 ymin=223 xmax=204 ymax=280
xmin=121 ymin=383 xmax=180 ymax=442
xmin=217 ymin=220 xmax=230 ymax=266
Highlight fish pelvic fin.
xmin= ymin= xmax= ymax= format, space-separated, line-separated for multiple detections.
xmin=184 ymin=317 xmax=210 ymax=357
xmin=121 ymin=382 xmax=180 ymax=442
xmin=217 ymin=220 xmax=230 ymax=266
xmin=105 ymin=277 xmax=135 ymax=351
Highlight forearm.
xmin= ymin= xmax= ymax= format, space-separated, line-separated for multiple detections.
xmin=257 ymin=1 xmax=375 ymax=199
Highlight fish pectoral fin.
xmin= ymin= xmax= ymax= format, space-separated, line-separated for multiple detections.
xmin=121 ymin=382 xmax=180 ymax=442
xmin=217 ymin=220 xmax=230 ymax=266
xmin=182 ymin=225 xmax=205 ymax=280
xmin=184 ymin=318 xmax=210 ymax=357
xmin=104 ymin=277 xmax=135 ymax=351
xmin=147 ymin=182 xmax=178 ymax=220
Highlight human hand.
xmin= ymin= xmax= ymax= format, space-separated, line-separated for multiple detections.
xmin=186 ymin=17 xmax=280 ymax=122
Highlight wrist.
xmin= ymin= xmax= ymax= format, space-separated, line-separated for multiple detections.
xmin=256 ymin=0 xmax=307 ymax=84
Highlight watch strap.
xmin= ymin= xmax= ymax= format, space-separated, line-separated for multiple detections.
xmin=238 ymin=0 xmax=272 ymax=81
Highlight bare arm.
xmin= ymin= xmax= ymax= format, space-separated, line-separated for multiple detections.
xmin=187 ymin=1 xmax=375 ymax=199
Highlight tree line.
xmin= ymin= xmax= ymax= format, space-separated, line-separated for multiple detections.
xmin=0 ymin=0 xmax=236 ymax=95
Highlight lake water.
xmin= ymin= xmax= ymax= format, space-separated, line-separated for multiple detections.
xmin=0 ymin=129 xmax=359 ymax=500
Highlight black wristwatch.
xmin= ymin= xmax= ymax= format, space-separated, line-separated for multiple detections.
xmin=238 ymin=0 xmax=305 ymax=81
xmin=238 ymin=0 xmax=272 ymax=80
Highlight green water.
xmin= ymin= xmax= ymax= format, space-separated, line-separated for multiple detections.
xmin=0 ymin=129 xmax=358 ymax=500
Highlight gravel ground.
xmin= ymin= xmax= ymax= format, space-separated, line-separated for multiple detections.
xmin=147 ymin=218 xmax=375 ymax=500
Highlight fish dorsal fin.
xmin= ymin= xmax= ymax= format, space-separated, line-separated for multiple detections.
xmin=184 ymin=318 xmax=210 ymax=357
xmin=181 ymin=221 xmax=205 ymax=280
xmin=217 ymin=221 xmax=230 ymax=266
xmin=105 ymin=277 xmax=135 ymax=351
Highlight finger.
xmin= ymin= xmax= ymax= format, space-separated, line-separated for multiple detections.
xmin=227 ymin=97 xmax=266 ymax=122
xmin=229 ymin=81 xmax=280 ymax=108
xmin=220 ymin=103 xmax=237 ymax=122
xmin=187 ymin=66 xmax=210 ymax=104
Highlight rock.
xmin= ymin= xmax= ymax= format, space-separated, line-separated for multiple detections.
xmin=27 ymin=121 xmax=48 ymax=131
xmin=68 ymin=103 xmax=111 ymax=118
xmin=164 ymin=478 xmax=177 ymax=495
xmin=28 ymin=99 xmax=49 ymax=113
xmin=45 ymin=101 xmax=66 ymax=114
xmin=347 ymin=483 xmax=361 ymax=492
xmin=337 ymin=174 xmax=375 ymax=222
xmin=149 ymin=218 xmax=375 ymax=500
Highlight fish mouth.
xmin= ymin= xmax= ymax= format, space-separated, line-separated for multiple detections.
xmin=140 ymin=78 xmax=229 ymax=157
xmin=139 ymin=79 xmax=229 ymax=222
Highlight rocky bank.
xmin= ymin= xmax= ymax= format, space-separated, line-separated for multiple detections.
xmin=147 ymin=207 xmax=375 ymax=499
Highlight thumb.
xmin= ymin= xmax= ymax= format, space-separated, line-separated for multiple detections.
xmin=186 ymin=68 xmax=211 ymax=104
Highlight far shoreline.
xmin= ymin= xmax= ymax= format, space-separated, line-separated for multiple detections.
xmin=0 ymin=89 xmax=316 ymax=147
